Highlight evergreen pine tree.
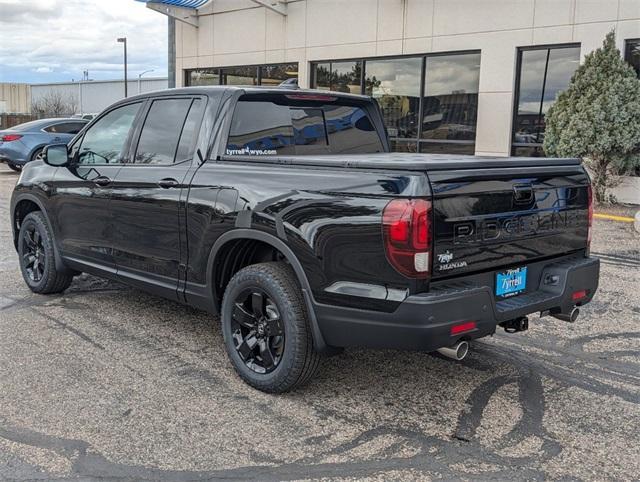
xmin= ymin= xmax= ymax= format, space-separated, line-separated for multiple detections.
xmin=544 ymin=31 xmax=640 ymax=203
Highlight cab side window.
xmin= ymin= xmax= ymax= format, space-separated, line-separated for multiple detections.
xmin=133 ymin=98 xmax=195 ymax=164
xmin=77 ymin=103 xmax=141 ymax=165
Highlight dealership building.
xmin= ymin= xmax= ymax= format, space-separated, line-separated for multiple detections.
xmin=143 ymin=0 xmax=640 ymax=158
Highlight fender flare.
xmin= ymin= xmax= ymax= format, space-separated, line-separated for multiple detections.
xmin=11 ymin=193 xmax=72 ymax=274
xmin=206 ymin=229 xmax=333 ymax=353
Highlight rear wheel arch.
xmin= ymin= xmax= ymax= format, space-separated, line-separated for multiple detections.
xmin=207 ymin=229 xmax=332 ymax=353
xmin=30 ymin=145 xmax=47 ymax=162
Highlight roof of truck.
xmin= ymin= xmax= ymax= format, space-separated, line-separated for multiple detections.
xmin=122 ymin=86 xmax=372 ymax=102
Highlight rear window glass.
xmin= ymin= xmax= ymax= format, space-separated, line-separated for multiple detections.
xmin=11 ymin=120 xmax=50 ymax=132
xmin=226 ymin=95 xmax=383 ymax=156
xmin=44 ymin=122 xmax=87 ymax=134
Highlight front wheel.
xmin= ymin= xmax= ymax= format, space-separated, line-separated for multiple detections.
xmin=221 ymin=262 xmax=321 ymax=393
xmin=7 ymin=163 xmax=22 ymax=172
xmin=18 ymin=212 xmax=74 ymax=294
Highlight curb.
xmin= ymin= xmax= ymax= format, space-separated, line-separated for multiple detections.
xmin=593 ymin=213 xmax=635 ymax=222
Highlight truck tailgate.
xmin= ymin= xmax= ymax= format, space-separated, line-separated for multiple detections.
xmin=429 ymin=163 xmax=590 ymax=279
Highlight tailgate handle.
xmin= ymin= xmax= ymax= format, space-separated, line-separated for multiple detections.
xmin=513 ymin=184 xmax=534 ymax=204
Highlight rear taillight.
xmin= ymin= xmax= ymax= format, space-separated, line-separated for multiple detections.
xmin=382 ymin=198 xmax=432 ymax=278
xmin=587 ymin=185 xmax=593 ymax=248
xmin=1 ymin=134 xmax=22 ymax=142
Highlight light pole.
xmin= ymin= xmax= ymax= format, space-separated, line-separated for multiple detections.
xmin=117 ymin=37 xmax=128 ymax=98
xmin=138 ymin=69 xmax=154 ymax=94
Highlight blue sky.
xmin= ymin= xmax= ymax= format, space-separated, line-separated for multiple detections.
xmin=0 ymin=0 xmax=168 ymax=84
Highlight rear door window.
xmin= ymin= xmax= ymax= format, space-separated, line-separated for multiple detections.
xmin=134 ymin=98 xmax=193 ymax=164
xmin=226 ymin=94 xmax=383 ymax=155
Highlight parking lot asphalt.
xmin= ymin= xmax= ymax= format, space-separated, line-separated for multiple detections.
xmin=0 ymin=165 xmax=639 ymax=481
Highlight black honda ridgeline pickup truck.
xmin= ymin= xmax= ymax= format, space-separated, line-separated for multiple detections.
xmin=11 ymin=87 xmax=600 ymax=392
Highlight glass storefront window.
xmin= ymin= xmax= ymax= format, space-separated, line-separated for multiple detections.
xmin=311 ymin=52 xmax=480 ymax=154
xmin=221 ymin=66 xmax=258 ymax=86
xmin=185 ymin=63 xmax=299 ymax=87
xmin=625 ymin=39 xmax=640 ymax=77
xmin=511 ymin=145 xmax=545 ymax=157
xmin=312 ymin=61 xmax=362 ymax=94
xmin=314 ymin=62 xmax=331 ymax=91
xmin=187 ymin=68 xmax=220 ymax=86
xmin=364 ymin=57 xmax=422 ymax=139
xmin=260 ymin=63 xmax=299 ymax=87
xmin=332 ymin=61 xmax=362 ymax=94
xmin=512 ymin=45 xmax=580 ymax=154
xmin=420 ymin=141 xmax=476 ymax=155
xmin=422 ymin=53 xmax=480 ymax=142
xmin=389 ymin=140 xmax=419 ymax=153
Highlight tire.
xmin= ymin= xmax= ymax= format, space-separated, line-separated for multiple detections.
xmin=31 ymin=148 xmax=44 ymax=162
xmin=7 ymin=163 xmax=22 ymax=172
xmin=221 ymin=262 xmax=321 ymax=393
xmin=18 ymin=211 xmax=74 ymax=294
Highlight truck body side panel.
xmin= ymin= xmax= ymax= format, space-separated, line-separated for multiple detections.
xmin=185 ymin=160 xmax=431 ymax=312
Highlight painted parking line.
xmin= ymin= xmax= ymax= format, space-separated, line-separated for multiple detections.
xmin=593 ymin=213 xmax=635 ymax=223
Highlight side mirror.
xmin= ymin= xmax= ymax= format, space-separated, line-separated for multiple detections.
xmin=43 ymin=144 xmax=70 ymax=167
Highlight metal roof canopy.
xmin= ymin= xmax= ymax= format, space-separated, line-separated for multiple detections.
xmin=138 ymin=0 xmax=288 ymax=26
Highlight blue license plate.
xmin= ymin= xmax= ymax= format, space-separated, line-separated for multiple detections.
xmin=496 ymin=267 xmax=527 ymax=298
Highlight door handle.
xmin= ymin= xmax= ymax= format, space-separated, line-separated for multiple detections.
xmin=158 ymin=178 xmax=179 ymax=189
xmin=93 ymin=176 xmax=111 ymax=187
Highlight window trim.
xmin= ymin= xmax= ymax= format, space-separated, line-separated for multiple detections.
xmin=311 ymin=50 xmax=481 ymax=153
xmin=511 ymin=43 xmax=581 ymax=156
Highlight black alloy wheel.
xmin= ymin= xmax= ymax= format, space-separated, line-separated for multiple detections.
xmin=221 ymin=262 xmax=321 ymax=393
xmin=231 ymin=289 xmax=285 ymax=374
xmin=18 ymin=211 xmax=74 ymax=294
xmin=21 ymin=225 xmax=46 ymax=283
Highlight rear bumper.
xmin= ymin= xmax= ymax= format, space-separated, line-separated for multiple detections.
xmin=0 ymin=149 xmax=27 ymax=164
xmin=314 ymin=255 xmax=600 ymax=351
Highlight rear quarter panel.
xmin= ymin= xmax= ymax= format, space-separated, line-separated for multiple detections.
xmin=186 ymin=160 xmax=430 ymax=310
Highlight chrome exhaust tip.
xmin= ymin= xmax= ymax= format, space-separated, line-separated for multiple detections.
xmin=551 ymin=306 xmax=580 ymax=323
xmin=437 ymin=341 xmax=469 ymax=361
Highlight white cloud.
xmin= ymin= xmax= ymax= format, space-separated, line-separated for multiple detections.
xmin=0 ymin=0 xmax=167 ymax=83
